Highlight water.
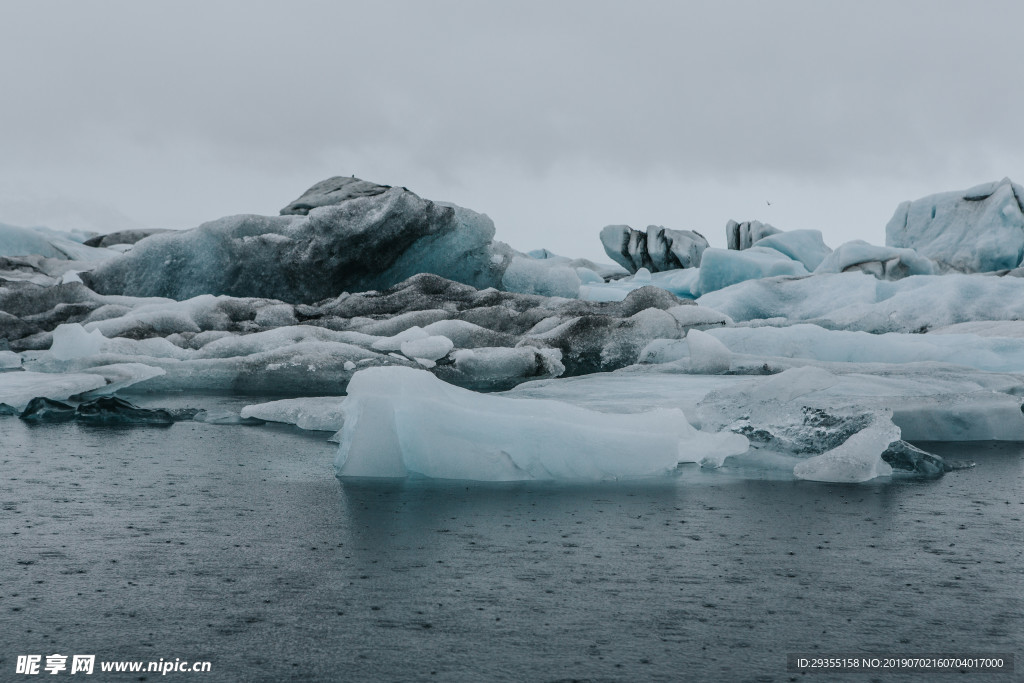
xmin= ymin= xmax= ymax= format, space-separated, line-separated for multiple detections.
xmin=1 ymin=415 xmax=1021 ymax=682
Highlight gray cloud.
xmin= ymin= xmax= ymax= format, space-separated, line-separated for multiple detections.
xmin=0 ymin=0 xmax=1021 ymax=260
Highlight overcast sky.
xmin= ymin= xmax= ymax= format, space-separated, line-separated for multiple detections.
xmin=1 ymin=1 xmax=1021 ymax=261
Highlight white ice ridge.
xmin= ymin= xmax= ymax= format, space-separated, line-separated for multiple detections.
xmin=240 ymin=397 xmax=345 ymax=431
xmin=0 ymin=363 xmax=164 ymax=411
xmin=697 ymin=271 xmax=1024 ymax=333
xmin=334 ymin=366 xmax=748 ymax=481
xmin=640 ymin=323 xmax=1024 ymax=374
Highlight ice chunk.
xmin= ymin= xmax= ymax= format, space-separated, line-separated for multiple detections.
xmin=881 ymin=441 xmax=948 ymax=477
xmin=752 ymin=230 xmax=832 ymax=270
xmin=696 ymin=247 xmax=808 ymax=296
xmin=500 ymin=254 xmax=581 ymax=298
xmin=792 ymin=416 xmax=897 ymax=483
xmin=253 ymin=303 xmax=297 ymax=328
xmin=666 ymin=305 xmax=733 ymax=328
xmin=435 ymin=347 xmax=565 ymax=391
xmin=240 ymin=397 xmax=345 ymax=431
xmin=684 ymin=329 xmax=731 ymax=374
xmin=50 ymin=323 xmax=106 ymax=360
xmin=85 ymin=183 xmax=505 ymax=302
xmin=697 ymin=271 xmax=1024 ymax=333
xmin=74 ymin=396 xmax=174 ymax=426
xmin=77 ymin=363 xmax=167 ymax=396
xmin=814 ymin=240 xmax=935 ymax=280
xmin=335 ymin=367 xmax=748 ymax=481
xmin=0 ymin=222 xmax=117 ymax=261
xmin=685 ymin=324 xmax=1024 ymax=374
xmin=600 ymin=225 xmax=708 ymax=273
xmin=399 ymin=335 xmax=454 ymax=362
xmin=886 ymin=177 xmax=1024 ymax=272
xmin=20 ymin=396 xmax=76 ymax=423
xmin=727 ymin=220 xmax=781 ymax=250
xmin=371 ymin=326 xmax=429 ymax=352
xmin=0 ymin=350 xmax=21 ymax=369
xmin=192 ymin=409 xmax=265 ymax=425
xmin=581 ymin=267 xmax=702 ymax=302
xmin=0 ymin=371 xmax=107 ymax=411
xmin=279 ymin=176 xmax=390 ymax=214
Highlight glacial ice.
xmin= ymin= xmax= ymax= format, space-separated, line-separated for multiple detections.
xmin=727 ymin=220 xmax=781 ymax=250
xmin=697 ymin=271 xmax=1024 ymax=333
xmin=813 ymin=241 xmax=936 ymax=280
xmin=0 ymin=371 xmax=107 ymax=411
xmin=84 ymin=184 xmax=505 ymax=302
xmin=886 ymin=177 xmax=1024 ymax=272
xmin=335 ymin=366 xmax=748 ymax=481
xmin=683 ymin=329 xmax=731 ymax=374
xmin=0 ymin=222 xmax=117 ymax=261
xmin=74 ymin=396 xmax=174 ymax=426
xmin=751 ymin=229 xmax=832 ymax=271
xmin=792 ymin=416 xmax=898 ymax=483
xmin=399 ymin=335 xmax=454 ymax=363
xmin=600 ymin=225 xmax=708 ymax=273
xmin=655 ymin=324 xmax=1024 ymax=374
xmin=9 ymin=175 xmax=1024 ymax=486
xmin=20 ymin=396 xmax=77 ymax=423
xmin=240 ymin=397 xmax=345 ymax=431
xmin=696 ymin=247 xmax=808 ymax=296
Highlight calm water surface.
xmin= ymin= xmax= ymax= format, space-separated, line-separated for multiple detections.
xmin=1 ymin=412 xmax=1021 ymax=682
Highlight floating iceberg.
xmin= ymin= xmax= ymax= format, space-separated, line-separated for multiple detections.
xmin=334 ymin=366 xmax=748 ymax=481
xmin=240 ymin=397 xmax=345 ymax=431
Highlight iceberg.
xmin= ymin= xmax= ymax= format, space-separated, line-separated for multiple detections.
xmin=696 ymin=247 xmax=808 ymax=295
xmin=74 ymin=396 xmax=174 ymax=426
xmin=600 ymin=225 xmax=708 ymax=273
xmin=240 ymin=397 xmax=345 ymax=431
xmin=697 ymin=271 xmax=1024 ymax=333
xmin=0 ymin=371 xmax=107 ymax=411
xmin=792 ymin=415 xmax=898 ymax=483
xmin=814 ymin=240 xmax=936 ymax=280
xmin=752 ymin=229 xmax=832 ymax=271
xmin=726 ymin=220 xmax=781 ymax=250
xmin=20 ymin=396 xmax=76 ymax=423
xmin=886 ymin=177 xmax=1024 ymax=272
xmin=84 ymin=181 xmax=505 ymax=302
xmin=662 ymin=324 xmax=1024 ymax=374
xmin=335 ymin=366 xmax=748 ymax=481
